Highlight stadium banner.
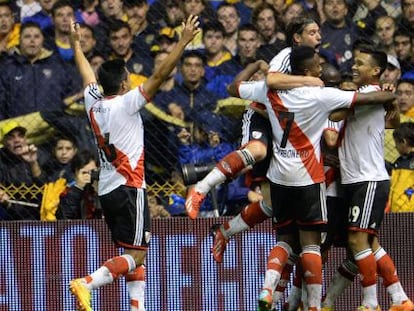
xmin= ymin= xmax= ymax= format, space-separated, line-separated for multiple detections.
xmin=0 ymin=214 xmax=413 ymax=311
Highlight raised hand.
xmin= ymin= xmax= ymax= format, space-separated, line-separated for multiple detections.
xmin=180 ymin=15 xmax=201 ymax=45
xmin=69 ymin=18 xmax=81 ymax=47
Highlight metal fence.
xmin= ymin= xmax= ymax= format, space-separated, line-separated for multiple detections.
xmin=0 ymin=1 xmax=413 ymax=220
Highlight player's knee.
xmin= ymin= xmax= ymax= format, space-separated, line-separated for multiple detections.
xmin=245 ymin=141 xmax=267 ymax=161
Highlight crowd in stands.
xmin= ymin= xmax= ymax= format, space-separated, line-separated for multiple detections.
xmin=0 ymin=0 xmax=413 ymax=220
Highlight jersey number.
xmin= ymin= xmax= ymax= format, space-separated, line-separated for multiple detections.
xmin=98 ymin=133 xmax=117 ymax=163
xmin=277 ymin=111 xmax=294 ymax=148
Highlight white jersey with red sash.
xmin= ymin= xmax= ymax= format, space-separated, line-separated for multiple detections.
xmin=237 ymin=80 xmax=356 ymax=186
xmin=84 ymin=83 xmax=150 ymax=195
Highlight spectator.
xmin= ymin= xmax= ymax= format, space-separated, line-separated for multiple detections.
xmin=280 ymin=2 xmax=306 ymax=30
xmin=399 ymin=0 xmax=414 ymax=34
xmin=217 ymin=2 xmax=241 ymax=56
xmin=150 ymin=26 xmax=178 ymax=54
xmin=55 ymin=149 xmax=101 ymax=219
xmin=233 ymin=23 xmax=261 ymax=68
xmin=150 ymin=0 xmax=185 ymax=28
xmin=157 ymin=51 xmax=218 ymax=122
xmin=201 ymin=22 xmax=243 ymax=99
xmin=43 ymin=0 xmax=77 ymax=61
xmin=108 ymin=19 xmax=153 ymax=77
xmin=352 ymin=0 xmax=387 ymax=38
xmin=78 ymin=23 xmax=97 ymax=59
xmin=0 ymin=2 xmax=20 ymax=54
xmin=152 ymin=50 xmax=176 ymax=93
xmin=39 ymin=134 xmax=78 ymax=183
xmin=0 ymin=22 xmax=80 ymax=120
xmin=388 ymin=122 xmax=414 ymax=212
xmin=177 ymin=112 xmax=246 ymax=217
xmin=252 ymin=3 xmax=286 ymax=63
xmin=93 ymin=0 xmax=126 ymax=57
xmin=0 ymin=120 xmax=49 ymax=219
xmin=380 ymin=54 xmax=401 ymax=85
xmin=174 ymin=0 xmax=216 ymax=50
xmin=148 ymin=192 xmax=171 ymax=218
xmin=124 ymin=0 xmax=159 ymax=58
xmin=234 ymin=0 xmax=263 ymax=25
xmin=75 ymin=0 xmax=100 ymax=27
xmin=374 ymin=15 xmax=397 ymax=56
xmin=22 ymin=0 xmax=57 ymax=30
xmin=384 ymin=78 xmax=414 ymax=165
xmin=320 ymin=0 xmax=360 ymax=75
xmin=393 ymin=29 xmax=414 ymax=74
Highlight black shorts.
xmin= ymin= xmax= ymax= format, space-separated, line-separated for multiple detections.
xmin=99 ymin=186 xmax=151 ymax=250
xmin=321 ymin=196 xmax=348 ymax=251
xmin=270 ymin=182 xmax=328 ymax=234
xmin=342 ymin=180 xmax=389 ymax=234
xmin=241 ymin=108 xmax=272 ymax=185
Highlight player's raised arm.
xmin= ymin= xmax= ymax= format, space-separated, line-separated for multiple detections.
xmin=142 ymin=15 xmax=200 ymax=99
xmin=69 ymin=19 xmax=96 ymax=87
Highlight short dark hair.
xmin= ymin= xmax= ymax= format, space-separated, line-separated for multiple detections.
xmin=108 ymin=19 xmax=131 ymax=35
xmin=51 ymin=0 xmax=73 ymax=16
xmin=97 ymin=59 xmax=128 ymax=95
xmin=290 ymin=45 xmax=317 ymax=75
xmin=238 ymin=23 xmax=259 ymax=34
xmin=123 ymin=0 xmax=148 ymax=9
xmin=71 ymin=149 xmax=98 ymax=173
xmin=202 ymin=22 xmax=225 ymax=38
xmin=393 ymin=122 xmax=414 ymax=146
xmin=358 ymin=46 xmax=388 ymax=76
xmin=20 ymin=21 xmax=43 ymax=36
xmin=181 ymin=50 xmax=206 ymax=66
xmin=53 ymin=133 xmax=78 ymax=149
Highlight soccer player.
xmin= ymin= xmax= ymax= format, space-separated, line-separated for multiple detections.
xmin=322 ymin=47 xmax=413 ymax=311
xmin=185 ymin=16 xmax=323 ymax=261
xmin=67 ymin=15 xmax=200 ymax=311
xmin=227 ymin=45 xmax=396 ymax=311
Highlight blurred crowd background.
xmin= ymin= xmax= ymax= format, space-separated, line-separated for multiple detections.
xmin=0 ymin=0 xmax=413 ymax=221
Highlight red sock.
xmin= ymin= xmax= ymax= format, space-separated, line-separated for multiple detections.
xmin=301 ymin=252 xmax=322 ymax=285
xmin=103 ymin=256 xmax=131 ymax=280
xmin=267 ymin=243 xmax=290 ymax=274
xmin=355 ymin=252 xmax=377 ymax=287
xmin=240 ymin=202 xmax=269 ymax=227
xmin=126 ymin=265 xmax=145 ymax=282
xmin=216 ymin=151 xmax=246 ymax=179
xmin=376 ymin=253 xmax=399 ymax=287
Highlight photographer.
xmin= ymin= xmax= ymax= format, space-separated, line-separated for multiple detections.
xmin=56 ymin=149 xmax=102 ymax=220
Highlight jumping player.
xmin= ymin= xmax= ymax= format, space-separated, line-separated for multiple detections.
xmin=67 ymin=16 xmax=200 ymax=311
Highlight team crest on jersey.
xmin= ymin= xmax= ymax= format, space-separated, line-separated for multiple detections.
xmin=42 ymin=69 xmax=52 ymax=79
xmin=145 ymin=231 xmax=151 ymax=243
xmin=252 ymin=131 xmax=262 ymax=139
xmin=344 ymin=34 xmax=351 ymax=45
xmin=133 ymin=63 xmax=143 ymax=74
xmin=145 ymin=34 xmax=155 ymax=45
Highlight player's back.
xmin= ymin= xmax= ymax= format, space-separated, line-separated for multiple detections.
xmin=84 ymin=84 xmax=148 ymax=195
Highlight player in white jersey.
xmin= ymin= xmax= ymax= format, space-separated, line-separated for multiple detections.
xmin=227 ymin=46 xmax=396 ymax=311
xmin=325 ymin=47 xmax=414 ymax=311
xmin=185 ymin=17 xmax=323 ymax=265
xmin=67 ymin=16 xmax=200 ymax=311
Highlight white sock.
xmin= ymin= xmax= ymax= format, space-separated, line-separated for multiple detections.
xmin=263 ymin=269 xmax=281 ymax=292
xmin=387 ymin=282 xmax=409 ymax=305
xmin=222 ymin=213 xmax=250 ymax=239
xmin=362 ymin=284 xmax=378 ymax=309
xmin=85 ymin=266 xmax=114 ymax=290
xmin=195 ymin=168 xmax=226 ymax=194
